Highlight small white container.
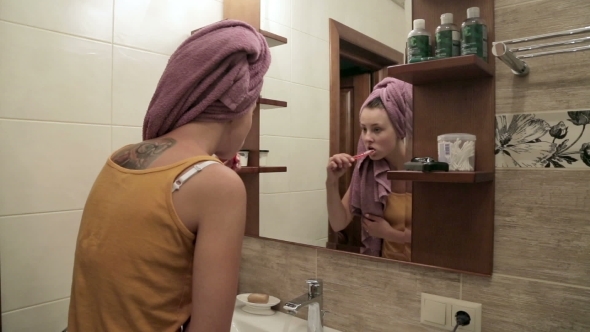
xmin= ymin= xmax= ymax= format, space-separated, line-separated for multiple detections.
xmin=437 ymin=133 xmax=476 ymax=171
xmin=259 ymin=150 xmax=269 ymax=166
xmin=238 ymin=150 xmax=249 ymax=167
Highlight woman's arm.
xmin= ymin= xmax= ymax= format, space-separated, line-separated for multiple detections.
xmin=326 ymin=183 xmax=353 ymax=232
xmin=184 ymin=166 xmax=246 ymax=332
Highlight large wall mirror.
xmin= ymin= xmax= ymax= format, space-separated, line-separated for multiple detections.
xmin=257 ymin=1 xmax=418 ymax=265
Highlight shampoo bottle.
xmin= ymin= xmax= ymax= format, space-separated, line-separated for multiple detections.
xmin=461 ymin=7 xmax=488 ymax=61
xmin=407 ymin=19 xmax=431 ymax=63
xmin=435 ymin=13 xmax=460 ymax=58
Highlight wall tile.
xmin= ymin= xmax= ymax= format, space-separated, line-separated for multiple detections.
xmin=462 ymin=274 xmax=590 ymax=332
xmin=259 ymin=193 xmax=290 ymax=240
xmin=238 ymin=237 xmax=317 ymax=313
xmin=113 ymin=0 xmax=222 ymax=55
xmin=0 ymin=0 xmax=113 ymax=42
xmin=289 ymin=190 xmax=328 ymax=245
xmin=289 ymin=84 xmax=329 ymax=140
xmin=1 ymin=298 xmax=70 ymax=332
xmin=260 ymin=78 xmax=292 ymax=137
xmin=317 ymin=250 xmax=460 ymax=331
xmin=291 ymin=30 xmax=329 ymax=90
xmin=112 ymin=46 xmax=168 ymax=126
xmin=494 ymin=170 xmax=590 ymax=287
xmin=0 ymin=120 xmax=111 ymax=216
xmin=495 ymin=0 xmax=590 ymax=113
xmin=0 ymin=22 xmax=112 ymax=124
xmin=112 ymin=126 xmax=142 ymax=152
xmin=0 ymin=211 xmax=81 ymax=311
xmin=261 ymin=0 xmax=291 ymax=32
xmin=288 ymin=138 xmax=329 ymax=192
xmin=259 ymin=136 xmax=290 ymax=193
xmin=260 ymin=20 xmax=291 ymax=82
xmin=291 ymin=0 xmax=328 ymax=41
xmin=495 ymin=110 xmax=590 ymax=168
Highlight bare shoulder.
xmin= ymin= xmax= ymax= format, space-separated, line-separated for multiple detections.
xmin=180 ymin=163 xmax=246 ymax=217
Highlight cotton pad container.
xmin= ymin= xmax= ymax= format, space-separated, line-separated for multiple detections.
xmin=437 ymin=133 xmax=476 ymax=171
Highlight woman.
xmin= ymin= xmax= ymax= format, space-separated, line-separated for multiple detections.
xmin=67 ymin=19 xmax=271 ymax=332
xmin=326 ymin=77 xmax=413 ymax=260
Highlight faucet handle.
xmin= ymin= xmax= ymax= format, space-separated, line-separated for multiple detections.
xmin=306 ymin=278 xmax=323 ymax=297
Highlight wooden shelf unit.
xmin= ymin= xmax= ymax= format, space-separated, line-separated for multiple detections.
xmin=388 ymin=55 xmax=493 ymax=85
xmin=387 ymin=171 xmax=494 ymax=183
xmin=221 ymin=0 xmax=289 ymax=237
xmin=260 ymin=29 xmax=288 ymax=47
xmin=259 ymin=97 xmax=287 ymax=109
xmin=389 ymin=0 xmax=496 ymax=275
xmin=238 ymin=166 xmax=287 ymax=174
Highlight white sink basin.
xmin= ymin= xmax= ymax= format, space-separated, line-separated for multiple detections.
xmin=231 ymin=302 xmax=341 ymax=332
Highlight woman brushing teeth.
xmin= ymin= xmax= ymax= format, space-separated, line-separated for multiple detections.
xmin=325 ymin=77 xmax=413 ymax=260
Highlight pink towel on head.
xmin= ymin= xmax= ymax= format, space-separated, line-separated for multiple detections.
xmin=142 ymin=19 xmax=271 ymax=140
xmin=349 ymin=78 xmax=413 ymax=256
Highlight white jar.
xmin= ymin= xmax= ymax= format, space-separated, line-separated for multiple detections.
xmin=238 ymin=150 xmax=249 ymax=167
xmin=259 ymin=150 xmax=269 ymax=166
xmin=437 ymin=133 xmax=476 ymax=171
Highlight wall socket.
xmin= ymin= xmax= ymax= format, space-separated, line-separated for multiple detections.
xmin=420 ymin=293 xmax=482 ymax=332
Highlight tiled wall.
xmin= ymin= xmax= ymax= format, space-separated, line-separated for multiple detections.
xmin=240 ymin=0 xmax=590 ymax=331
xmin=257 ymin=0 xmax=407 ymax=245
xmin=0 ymin=0 xmax=225 ymax=330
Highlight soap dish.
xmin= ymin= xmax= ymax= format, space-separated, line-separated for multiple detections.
xmin=236 ymin=293 xmax=281 ymax=316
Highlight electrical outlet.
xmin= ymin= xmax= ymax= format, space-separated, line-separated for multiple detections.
xmin=420 ymin=293 xmax=482 ymax=332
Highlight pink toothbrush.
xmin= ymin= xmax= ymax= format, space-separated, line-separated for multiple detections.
xmin=352 ymin=150 xmax=374 ymax=160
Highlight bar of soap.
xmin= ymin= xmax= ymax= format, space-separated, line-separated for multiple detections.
xmin=247 ymin=293 xmax=269 ymax=304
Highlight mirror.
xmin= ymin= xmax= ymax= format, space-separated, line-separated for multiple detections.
xmin=257 ymin=2 xmax=416 ymax=264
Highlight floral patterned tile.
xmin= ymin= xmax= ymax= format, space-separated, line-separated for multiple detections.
xmin=495 ymin=110 xmax=590 ymax=168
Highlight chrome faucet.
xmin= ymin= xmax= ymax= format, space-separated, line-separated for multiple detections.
xmin=283 ymin=278 xmax=325 ymax=332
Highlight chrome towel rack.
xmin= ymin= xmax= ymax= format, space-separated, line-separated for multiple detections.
xmin=492 ymin=26 xmax=590 ymax=76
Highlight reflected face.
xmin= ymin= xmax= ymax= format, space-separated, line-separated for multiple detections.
xmin=359 ymin=107 xmax=399 ymax=160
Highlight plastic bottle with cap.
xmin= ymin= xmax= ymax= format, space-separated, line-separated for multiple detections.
xmin=461 ymin=7 xmax=488 ymax=61
xmin=407 ymin=19 xmax=432 ymax=63
xmin=435 ymin=13 xmax=461 ymax=58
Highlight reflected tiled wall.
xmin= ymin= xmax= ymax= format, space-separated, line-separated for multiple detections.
xmin=240 ymin=0 xmax=590 ymax=331
xmin=0 ymin=0 xmax=224 ymax=330
xmin=257 ymin=0 xmax=407 ymax=246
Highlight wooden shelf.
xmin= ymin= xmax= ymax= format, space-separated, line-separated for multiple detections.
xmin=258 ymin=97 xmax=287 ymax=109
xmin=387 ymin=171 xmax=494 ymax=183
xmin=237 ymin=166 xmax=287 ymax=174
xmin=387 ymin=55 xmax=493 ymax=85
xmin=259 ymin=29 xmax=287 ymax=47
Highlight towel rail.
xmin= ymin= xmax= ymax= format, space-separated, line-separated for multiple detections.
xmin=492 ymin=26 xmax=590 ymax=76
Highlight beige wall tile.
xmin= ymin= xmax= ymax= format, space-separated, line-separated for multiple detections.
xmin=463 ymin=274 xmax=590 ymax=331
xmin=317 ymin=250 xmax=460 ymax=331
xmin=495 ymin=0 xmax=590 ymax=113
xmin=494 ymin=170 xmax=590 ymax=287
xmin=238 ymin=237 xmax=317 ymax=314
xmin=1 ymin=298 xmax=70 ymax=332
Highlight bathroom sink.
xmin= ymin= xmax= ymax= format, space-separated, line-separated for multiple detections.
xmin=231 ymin=301 xmax=341 ymax=332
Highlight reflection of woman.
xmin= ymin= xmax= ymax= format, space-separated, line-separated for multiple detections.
xmin=326 ymin=77 xmax=412 ymax=260
xmin=68 ymin=20 xmax=271 ymax=332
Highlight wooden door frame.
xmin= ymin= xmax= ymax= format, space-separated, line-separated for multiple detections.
xmin=329 ymin=19 xmax=404 ymax=157
xmin=328 ymin=19 xmax=404 ymax=247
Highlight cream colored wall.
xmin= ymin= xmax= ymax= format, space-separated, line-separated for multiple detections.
xmin=240 ymin=1 xmax=590 ymax=331
xmin=258 ymin=0 xmax=407 ymax=246
xmin=0 ymin=0 xmax=224 ymax=330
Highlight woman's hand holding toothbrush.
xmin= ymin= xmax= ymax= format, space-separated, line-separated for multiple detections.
xmin=326 ymin=150 xmax=374 ymax=183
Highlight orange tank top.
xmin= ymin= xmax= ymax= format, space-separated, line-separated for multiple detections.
xmin=381 ymin=192 xmax=412 ymax=261
xmin=67 ymin=153 xmax=220 ymax=332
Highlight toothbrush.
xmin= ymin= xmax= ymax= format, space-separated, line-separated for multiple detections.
xmin=352 ymin=150 xmax=375 ymax=160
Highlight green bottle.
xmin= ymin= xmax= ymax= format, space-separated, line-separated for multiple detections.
xmin=461 ymin=7 xmax=488 ymax=61
xmin=435 ymin=13 xmax=460 ymax=58
xmin=407 ymin=19 xmax=431 ymax=63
